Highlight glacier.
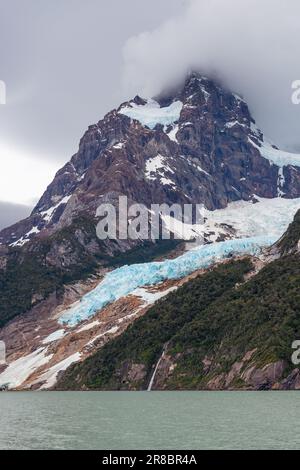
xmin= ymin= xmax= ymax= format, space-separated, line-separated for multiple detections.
xmin=203 ymin=197 xmax=300 ymax=240
xmin=249 ymin=138 xmax=300 ymax=168
xmin=59 ymin=235 xmax=276 ymax=327
xmin=119 ymin=99 xmax=183 ymax=130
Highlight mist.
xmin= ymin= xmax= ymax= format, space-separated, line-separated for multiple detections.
xmin=0 ymin=202 xmax=31 ymax=230
xmin=122 ymin=0 xmax=300 ymax=151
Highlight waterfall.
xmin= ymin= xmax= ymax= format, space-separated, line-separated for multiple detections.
xmin=147 ymin=350 xmax=165 ymax=392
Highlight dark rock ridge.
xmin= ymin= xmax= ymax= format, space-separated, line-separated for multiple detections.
xmin=1 ymin=72 xmax=300 ymax=328
xmin=1 ymin=72 xmax=300 ymax=250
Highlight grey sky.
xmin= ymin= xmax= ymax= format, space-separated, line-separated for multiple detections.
xmin=0 ymin=201 xmax=31 ymax=230
xmin=0 ymin=0 xmax=300 ymax=229
xmin=0 ymin=0 xmax=185 ymax=218
xmin=123 ymin=0 xmax=300 ymax=151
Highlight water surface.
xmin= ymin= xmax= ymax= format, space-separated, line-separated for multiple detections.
xmin=0 ymin=391 xmax=299 ymax=450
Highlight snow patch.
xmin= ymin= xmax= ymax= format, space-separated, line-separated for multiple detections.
xmin=160 ymin=177 xmax=176 ymax=187
xmin=37 ymin=352 xmax=81 ymax=389
xmin=145 ymin=155 xmax=167 ymax=179
xmin=225 ymin=120 xmax=247 ymax=129
xmin=112 ymin=142 xmax=125 ymax=150
xmin=249 ymin=138 xmax=300 ymax=168
xmin=132 ymin=286 xmax=178 ymax=305
xmin=196 ymin=165 xmax=210 ymax=177
xmin=40 ymin=195 xmax=72 ymax=223
xmin=0 ymin=348 xmax=53 ymax=389
xmin=119 ymin=99 xmax=183 ymax=130
xmin=77 ymin=320 xmax=101 ymax=333
xmin=277 ymin=168 xmax=286 ymax=197
xmin=167 ymin=124 xmax=179 ymax=143
xmin=10 ymin=226 xmax=40 ymax=247
xmin=200 ymin=86 xmax=210 ymax=103
xmin=145 ymin=154 xmax=175 ymax=187
xmin=86 ymin=326 xmax=119 ymax=346
xmin=42 ymin=329 xmax=66 ymax=344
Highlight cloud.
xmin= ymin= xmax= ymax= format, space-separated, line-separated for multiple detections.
xmin=122 ymin=0 xmax=300 ymax=150
xmin=0 ymin=141 xmax=59 ymax=206
xmin=0 ymin=201 xmax=31 ymax=230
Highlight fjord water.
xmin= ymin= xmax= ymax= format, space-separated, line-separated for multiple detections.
xmin=0 ymin=392 xmax=299 ymax=450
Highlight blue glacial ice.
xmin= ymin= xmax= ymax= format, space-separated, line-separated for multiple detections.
xmin=119 ymin=99 xmax=183 ymax=130
xmin=59 ymin=235 xmax=276 ymax=327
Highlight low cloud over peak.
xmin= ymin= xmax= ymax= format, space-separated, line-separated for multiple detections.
xmin=122 ymin=0 xmax=300 ymax=151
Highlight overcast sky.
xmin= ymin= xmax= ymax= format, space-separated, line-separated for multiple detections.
xmin=123 ymin=0 xmax=300 ymax=149
xmin=0 ymin=0 xmax=299 ymax=229
xmin=0 ymin=0 xmax=185 ymax=228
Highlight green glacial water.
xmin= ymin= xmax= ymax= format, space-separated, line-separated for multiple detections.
xmin=0 ymin=391 xmax=299 ymax=450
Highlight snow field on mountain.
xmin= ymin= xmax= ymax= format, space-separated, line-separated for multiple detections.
xmin=42 ymin=329 xmax=66 ymax=344
xmin=249 ymin=138 xmax=300 ymax=168
xmin=204 ymin=197 xmax=300 ymax=239
xmin=162 ymin=197 xmax=300 ymax=242
xmin=145 ymin=154 xmax=174 ymax=180
xmin=145 ymin=154 xmax=176 ymax=187
xmin=36 ymin=352 xmax=81 ymax=390
xmin=119 ymin=99 xmax=183 ymax=130
xmin=0 ymin=348 xmax=53 ymax=389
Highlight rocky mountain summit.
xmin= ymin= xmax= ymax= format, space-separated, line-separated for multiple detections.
xmin=1 ymin=72 xmax=300 ymax=251
xmin=0 ymin=72 xmax=300 ymax=390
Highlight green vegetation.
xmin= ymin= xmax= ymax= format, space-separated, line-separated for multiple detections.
xmin=106 ymin=239 xmax=182 ymax=267
xmin=278 ymin=209 xmax=300 ymax=254
xmin=0 ymin=251 xmax=62 ymax=327
xmin=0 ymin=215 xmax=102 ymax=327
xmin=0 ymin=215 xmax=182 ymax=328
xmin=165 ymin=254 xmax=300 ymax=388
xmin=57 ymin=251 xmax=300 ymax=390
xmin=4 ymin=208 xmax=300 ymax=387
xmin=56 ymin=258 xmax=254 ymax=390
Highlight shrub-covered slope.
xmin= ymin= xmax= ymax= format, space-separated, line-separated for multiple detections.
xmin=0 ymin=214 xmax=177 ymax=328
xmin=56 ymin=259 xmax=253 ymax=389
xmin=57 ymin=253 xmax=300 ymax=390
xmin=56 ymin=211 xmax=300 ymax=391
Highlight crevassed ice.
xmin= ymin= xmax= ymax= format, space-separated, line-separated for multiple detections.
xmin=59 ymin=235 xmax=275 ymax=327
xmin=119 ymin=99 xmax=183 ymax=130
xmin=160 ymin=197 xmax=300 ymax=242
xmin=204 ymin=197 xmax=300 ymax=239
xmin=59 ymin=197 xmax=300 ymax=327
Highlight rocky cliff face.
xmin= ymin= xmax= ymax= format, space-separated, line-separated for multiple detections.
xmin=1 ymin=72 xmax=300 ymax=250
xmin=1 ymin=72 xmax=300 ymax=391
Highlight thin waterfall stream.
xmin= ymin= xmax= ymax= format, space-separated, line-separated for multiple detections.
xmin=147 ymin=349 xmax=166 ymax=391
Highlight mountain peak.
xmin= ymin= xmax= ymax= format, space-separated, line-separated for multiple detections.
xmin=1 ymin=75 xmax=300 ymax=251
